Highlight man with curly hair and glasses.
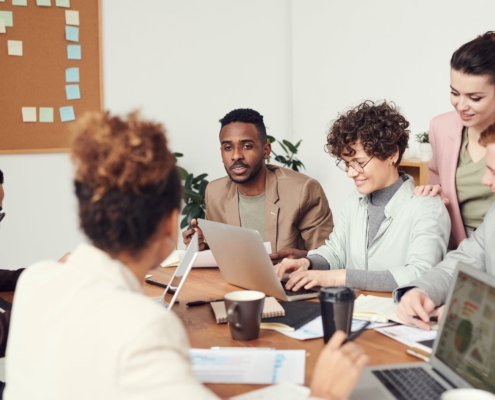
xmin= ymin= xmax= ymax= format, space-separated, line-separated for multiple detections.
xmin=275 ymin=101 xmax=451 ymax=293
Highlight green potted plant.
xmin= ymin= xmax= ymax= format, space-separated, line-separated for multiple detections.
xmin=415 ymin=132 xmax=431 ymax=162
xmin=174 ymin=153 xmax=209 ymax=229
xmin=267 ymin=136 xmax=305 ymax=172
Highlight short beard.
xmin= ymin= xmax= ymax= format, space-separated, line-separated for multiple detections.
xmin=225 ymin=157 xmax=264 ymax=185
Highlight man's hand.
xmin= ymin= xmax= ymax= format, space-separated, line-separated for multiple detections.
xmin=396 ymin=288 xmax=437 ymax=330
xmin=285 ymin=270 xmax=346 ymax=291
xmin=269 ymin=248 xmax=308 ymax=265
xmin=181 ymin=219 xmax=208 ymax=251
xmin=413 ymin=184 xmax=449 ymax=205
xmin=310 ymin=331 xmax=369 ymax=400
xmin=274 ymin=258 xmax=310 ymax=280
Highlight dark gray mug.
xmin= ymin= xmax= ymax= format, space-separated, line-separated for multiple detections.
xmin=224 ymin=290 xmax=265 ymax=340
xmin=318 ymin=286 xmax=356 ymax=343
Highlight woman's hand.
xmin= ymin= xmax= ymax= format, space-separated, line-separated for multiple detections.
xmin=413 ymin=184 xmax=449 ymax=205
xmin=310 ymin=331 xmax=369 ymax=400
xmin=285 ymin=270 xmax=346 ymax=291
xmin=274 ymin=258 xmax=310 ymax=280
xmin=396 ymin=288 xmax=437 ymax=330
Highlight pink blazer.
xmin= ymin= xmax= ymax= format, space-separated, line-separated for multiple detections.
xmin=428 ymin=111 xmax=465 ymax=248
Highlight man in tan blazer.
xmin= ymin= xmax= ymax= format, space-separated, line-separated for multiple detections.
xmin=182 ymin=109 xmax=333 ymax=263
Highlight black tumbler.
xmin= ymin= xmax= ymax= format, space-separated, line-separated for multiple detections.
xmin=318 ymin=287 xmax=356 ymax=343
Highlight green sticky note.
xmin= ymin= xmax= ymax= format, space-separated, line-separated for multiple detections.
xmin=39 ymin=107 xmax=54 ymax=123
xmin=36 ymin=0 xmax=51 ymax=6
xmin=55 ymin=0 xmax=70 ymax=7
xmin=0 ymin=11 xmax=13 ymax=27
xmin=13 ymin=0 xmax=28 ymax=6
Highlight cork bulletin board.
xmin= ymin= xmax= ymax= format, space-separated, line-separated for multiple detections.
xmin=0 ymin=0 xmax=102 ymax=154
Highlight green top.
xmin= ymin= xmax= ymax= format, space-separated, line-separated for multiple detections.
xmin=238 ymin=192 xmax=266 ymax=241
xmin=456 ymin=127 xmax=495 ymax=228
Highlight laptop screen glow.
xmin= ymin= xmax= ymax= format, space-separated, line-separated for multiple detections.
xmin=435 ymin=270 xmax=495 ymax=393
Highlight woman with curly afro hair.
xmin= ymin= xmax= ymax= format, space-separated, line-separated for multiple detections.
xmin=275 ymin=101 xmax=451 ymax=293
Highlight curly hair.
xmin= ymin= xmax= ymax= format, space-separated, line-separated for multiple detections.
xmin=451 ymin=31 xmax=495 ymax=85
xmin=219 ymin=108 xmax=267 ymax=143
xmin=480 ymin=122 xmax=495 ymax=146
xmin=71 ymin=111 xmax=182 ymax=256
xmin=326 ymin=101 xmax=410 ymax=166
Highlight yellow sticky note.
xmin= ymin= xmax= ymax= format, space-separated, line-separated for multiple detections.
xmin=65 ymin=10 xmax=79 ymax=26
xmin=0 ymin=19 xmax=5 ymax=34
xmin=22 ymin=107 xmax=37 ymax=122
xmin=8 ymin=40 xmax=23 ymax=56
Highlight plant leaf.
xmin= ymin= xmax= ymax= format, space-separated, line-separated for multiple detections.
xmin=294 ymin=140 xmax=302 ymax=149
xmin=278 ymin=141 xmax=289 ymax=154
xmin=184 ymin=173 xmax=194 ymax=190
xmin=267 ymin=135 xmax=276 ymax=144
xmin=275 ymin=155 xmax=287 ymax=164
xmin=198 ymin=180 xmax=208 ymax=197
xmin=192 ymin=173 xmax=208 ymax=184
xmin=180 ymin=217 xmax=189 ymax=229
xmin=283 ymin=140 xmax=298 ymax=154
xmin=177 ymin=166 xmax=189 ymax=181
xmin=184 ymin=189 xmax=202 ymax=203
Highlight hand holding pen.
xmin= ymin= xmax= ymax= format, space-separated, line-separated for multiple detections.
xmin=181 ymin=219 xmax=208 ymax=251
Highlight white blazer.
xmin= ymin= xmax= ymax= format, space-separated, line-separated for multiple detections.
xmin=5 ymin=243 xmax=217 ymax=400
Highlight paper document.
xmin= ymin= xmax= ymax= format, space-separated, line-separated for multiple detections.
xmin=375 ymin=325 xmax=438 ymax=347
xmin=278 ymin=316 xmax=395 ymax=341
xmin=231 ymin=382 xmax=310 ymax=399
xmin=190 ymin=348 xmax=305 ymax=384
xmin=167 ymin=242 xmax=272 ymax=268
xmin=353 ymin=294 xmax=406 ymax=324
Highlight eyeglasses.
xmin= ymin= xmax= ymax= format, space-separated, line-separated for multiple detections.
xmin=335 ymin=156 xmax=374 ymax=173
xmin=0 ymin=207 xmax=4 ymax=223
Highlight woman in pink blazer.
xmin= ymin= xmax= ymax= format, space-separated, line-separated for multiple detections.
xmin=417 ymin=32 xmax=495 ymax=248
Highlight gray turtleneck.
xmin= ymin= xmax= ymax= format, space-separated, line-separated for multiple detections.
xmin=308 ymin=176 xmax=405 ymax=292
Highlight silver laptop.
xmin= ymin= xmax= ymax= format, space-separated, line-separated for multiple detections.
xmin=197 ymin=219 xmax=318 ymax=302
xmin=157 ymin=233 xmax=199 ymax=311
xmin=351 ymin=263 xmax=495 ymax=399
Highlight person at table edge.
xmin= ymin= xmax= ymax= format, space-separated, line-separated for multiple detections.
xmin=396 ymin=122 xmax=495 ymax=330
xmin=275 ymin=101 xmax=450 ymax=292
xmin=183 ymin=108 xmax=334 ymax=263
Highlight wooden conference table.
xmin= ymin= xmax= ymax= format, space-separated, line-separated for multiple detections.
xmin=143 ymin=266 xmax=419 ymax=398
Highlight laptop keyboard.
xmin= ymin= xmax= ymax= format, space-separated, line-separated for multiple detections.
xmin=284 ymin=287 xmax=318 ymax=296
xmin=373 ymin=367 xmax=447 ymax=400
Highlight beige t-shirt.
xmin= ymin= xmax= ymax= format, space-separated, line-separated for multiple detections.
xmin=238 ymin=192 xmax=266 ymax=241
xmin=456 ymin=128 xmax=495 ymax=228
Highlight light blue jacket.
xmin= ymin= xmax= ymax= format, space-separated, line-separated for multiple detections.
xmin=308 ymin=175 xmax=451 ymax=287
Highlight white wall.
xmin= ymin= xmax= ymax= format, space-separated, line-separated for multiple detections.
xmin=1 ymin=0 xmax=494 ymax=269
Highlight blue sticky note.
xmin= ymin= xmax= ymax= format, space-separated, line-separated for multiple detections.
xmin=59 ymin=106 xmax=75 ymax=122
xmin=67 ymin=44 xmax=81 ymax=60
xmin=56 ymin=0 xmax=70 ymax=7
xmin=65 ymin=26 xmax=79 ymax=42
xmin=0 ymin=11 xmax=13 ymax=27
xmin=66 ymin=67 xmax=79 ymax=82
xmin=13 ymin=0 xmax=28 ymax=6
xmin=65 ymin=84 xmax=81 ymax=100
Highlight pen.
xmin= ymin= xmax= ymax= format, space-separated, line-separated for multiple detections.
xmin=186 ymin=299 xmax=223 ymax=307
xmin=145 ymin=279 xmax=176 ymax=294
xmin=343 ymin=321 xmax=371 ymax=344
xmin=412 ymin=315 xmax=438 ymax=322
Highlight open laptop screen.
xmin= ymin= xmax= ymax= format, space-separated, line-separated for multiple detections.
xmin=435 ymin=270 xmax=495 ymax=393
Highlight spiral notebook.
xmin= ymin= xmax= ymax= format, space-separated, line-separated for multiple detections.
xmin=211 ymin=297 xmax=285 ymax=324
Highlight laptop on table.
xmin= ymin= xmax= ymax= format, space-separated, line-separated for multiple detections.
xmin=157 ymin=233 xmax=198 ymax=311
xmin=197 ymin=219 xmax=318 ymax=302
xmin=351 ymin=263 xmax=495 ymax=400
